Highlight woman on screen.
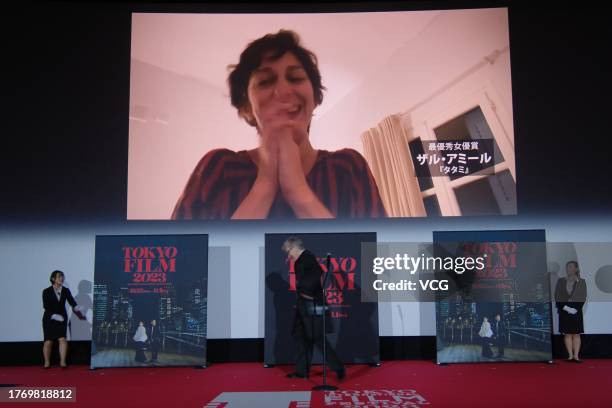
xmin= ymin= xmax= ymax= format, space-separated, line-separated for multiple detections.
xmin=555 ymin=261 xmax=587 ymax=363
xmin=42 ymin=270 xmax=85 ymax=368
xmin=172 ymin=30 xmax=385 ymax=220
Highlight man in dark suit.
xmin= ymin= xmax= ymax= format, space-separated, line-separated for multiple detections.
xmin=492 ymin=313 xmax=507 ymax=358
xmin=282 ymin=236 xmax=345 ymax=380
xmin=147 ymin=319 xmax=161 ymax=363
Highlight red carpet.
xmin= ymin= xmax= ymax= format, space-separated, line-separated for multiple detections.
xmin=2 ymin=360 xmax=611 ymax=407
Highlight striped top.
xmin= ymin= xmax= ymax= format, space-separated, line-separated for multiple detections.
xmin=172 ymin=148 xmax=386 ymax=220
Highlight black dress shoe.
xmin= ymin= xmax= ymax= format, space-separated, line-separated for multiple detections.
xmin=335 ymin=368 xmax=346 ymax=380
xmin=286 ymin=372 xmax=308 ymax=379
xmin=573 ymin=358 xmax=583 ymax=363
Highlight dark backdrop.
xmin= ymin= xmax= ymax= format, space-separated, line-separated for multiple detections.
xmin=2 ymin=1 xmax=612 ymax=224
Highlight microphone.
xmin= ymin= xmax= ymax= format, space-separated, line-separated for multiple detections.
xmin=322 ymin=253 xmax=332 ymax=290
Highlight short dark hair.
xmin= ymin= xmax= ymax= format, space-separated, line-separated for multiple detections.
xmin=50 ymin=270 xmax=64 ymax=284
xmin=227 ymin=29 xmax=325 ymax=127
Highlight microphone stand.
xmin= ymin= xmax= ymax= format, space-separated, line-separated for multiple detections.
xmin=313 ymin=253 xmax=338 ymax=391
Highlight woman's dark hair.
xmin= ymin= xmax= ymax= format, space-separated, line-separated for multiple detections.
xmin=228 ymin=29 xmax=325 ymax=127
xmin=50 ymin=270 xmax=64 ymax=284
xmin=566 ymin=260 xmax=580 ymax=277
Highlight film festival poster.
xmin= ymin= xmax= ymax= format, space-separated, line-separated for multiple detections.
xmin=433 ymin=230 xmax=552 ymax=364
xmin=264 ymin=232 xmax=379 ymax=366
xmin=91 ymin=234 xmax=208 ymax=368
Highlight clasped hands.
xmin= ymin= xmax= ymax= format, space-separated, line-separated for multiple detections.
xmin=256 ymin=114 xmax=312 ymax=200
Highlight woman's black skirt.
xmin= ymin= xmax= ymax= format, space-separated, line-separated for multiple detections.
xmin=559 ymin=310 xmax=584 ymax=334
xmin=42 ymin=316 xmax=68 ymax=340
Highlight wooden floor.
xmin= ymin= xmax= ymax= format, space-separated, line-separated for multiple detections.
xmin=91 ymin=347 xmax=205 ymax=368
xmin=437 ymin=344 xmax=551 ymax=363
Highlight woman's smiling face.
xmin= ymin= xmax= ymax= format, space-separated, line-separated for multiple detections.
xmin=244 ymin=51 xmax=315 ymax=143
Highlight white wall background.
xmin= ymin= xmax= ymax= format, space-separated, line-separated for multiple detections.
xmin=2 ymin=214 xmax=611 ymax=343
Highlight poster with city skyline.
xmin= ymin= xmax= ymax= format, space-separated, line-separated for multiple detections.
xmin=91 ymin=234 xmax=208 ymax=368
xmin=433 ymin=230 xmax=552 ymax=364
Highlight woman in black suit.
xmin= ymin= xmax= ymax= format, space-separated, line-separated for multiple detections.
xmin=555 ymin=261 xmax=587 ymax=363
xmin=42 ymin=270 xmax=84 ymax=368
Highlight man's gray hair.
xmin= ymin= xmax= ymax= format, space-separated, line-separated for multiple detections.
xmin=283 ymin=236 xmax=304 ymax=250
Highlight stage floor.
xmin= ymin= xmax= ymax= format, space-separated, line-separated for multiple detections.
xmin=2 ymin=359 xmax=611 ymax=407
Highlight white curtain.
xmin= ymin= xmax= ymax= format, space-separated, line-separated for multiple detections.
xmin=361 ymin=114 xmax=425 ymax=217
